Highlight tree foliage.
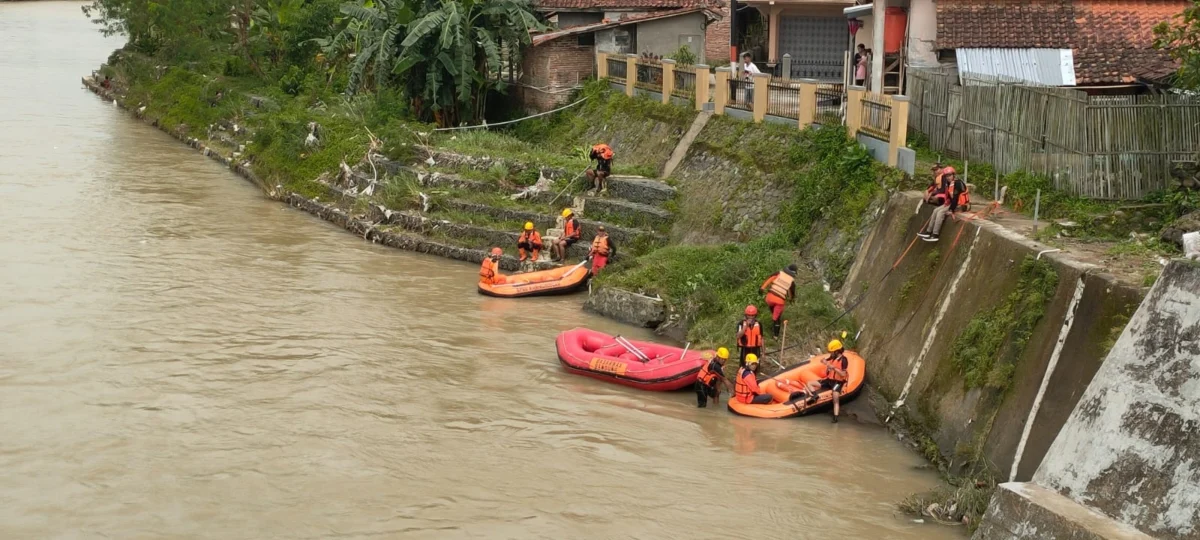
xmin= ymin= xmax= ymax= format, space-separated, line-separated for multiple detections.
xmin=83 ymin=0 xmax=547 ymax=127
xmin=1154 ymin=3 xmax=1200 ymax=89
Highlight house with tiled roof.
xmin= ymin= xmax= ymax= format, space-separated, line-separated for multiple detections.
xmin=932 ymin=0 xmax=1186 ymax=88
xmin=517 ymin=0 xmax=726 ymax=111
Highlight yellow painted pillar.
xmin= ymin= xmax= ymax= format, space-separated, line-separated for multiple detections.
xmin=798 ymin=78 xmax=818 ymax=129
xmin=694 ymin=64 xmax=711 ymax=111
xmin=661 ymin=59 xmax=675 ymax=104
xmin=625 ymin=54 xmax=637 ymax=97
xmin=752 ymin=72 xmax=770 ymax=123
xmin=714 ymin=67 xmax=730 ymax=115
xmin=888 ymin=94 xmax=910 ymax=167
xmin=597 ymin=52 xmax=608 ymax=78
xmin=846 ymin=85 xmax=865 ymax=137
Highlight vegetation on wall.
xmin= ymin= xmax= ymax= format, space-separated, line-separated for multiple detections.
xmin=1154 ymin=2 xmax=1200 ymax=90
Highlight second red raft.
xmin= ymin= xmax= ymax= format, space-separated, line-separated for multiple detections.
xmin=555 ymin=328 xmax=712 ymax=391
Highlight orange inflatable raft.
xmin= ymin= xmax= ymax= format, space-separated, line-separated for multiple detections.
xmin=727 ymin=351 xmax=866 ymax=419
xmin=477 ymin=263 xmax=591 ymax=298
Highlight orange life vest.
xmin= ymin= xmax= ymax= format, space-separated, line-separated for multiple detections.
xmin=479 ymin=258 xmax=498 ymax=284
xmin=591 ymin=143 xmax=614 ymax=161
xmin=766 ymin=271 xmax=794 ymax=301
xmin=591 ymin=235 xmax=610 ymax=256
xmin=737 ymin=320 xmax=763 ymax=348
xmin=950 ymin=181 xmax=971 ymax=211
xmin=697 ymin=359 xmax=723 ymax=387
xmin=564 ymin=218 xmax=580 ymax=240
xmin=824 ymin=353 xmax=849 ymax=382
xmin=518 ymin=230 xmax=542 ymax=245
xmin=734 ymin=367 xmax=760 ymax=404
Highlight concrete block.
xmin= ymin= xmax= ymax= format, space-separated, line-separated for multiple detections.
xmin=583 ymin=287 xmax=666 ymax=328
xmin=974 ymin=483 xmax=1154 ymax=540
xmin=605 ymin=176 xmax=676 ymax=206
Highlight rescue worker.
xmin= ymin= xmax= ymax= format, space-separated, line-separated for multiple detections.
xmin=919 ymin=170 xmax=969 ymax=243
xmin=588 ymin=226 xmax=614 ymax=275
xmin=734 ymin=354 xmax=773 ymax=405
xmin=551 ymin=208 xmax=580 ymax=262
xmin=479 ymin=247 xmax=505 ymax=285
xmin=517 ymin=222 xmax=543 ymax=268
xmin=695 ymin=347 xmax=734 ymax=408
xmin=586 ymin=143 xmax=614 ymax=196
xmin=760 ymin=264 xmax=798 ymax=336
xmin=735 ymin=305 xmax=764 ymax=367
xmin=805 ymin=339 xmax=850 ymax=423
xmin=924 ymin=164 xmax=953 ymax=206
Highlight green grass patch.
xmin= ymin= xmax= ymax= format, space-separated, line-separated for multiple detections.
xmin=949 ymin=256 xmax=1059 ymax=391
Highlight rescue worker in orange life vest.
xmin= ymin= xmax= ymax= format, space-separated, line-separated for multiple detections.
xmin=517 ymin=222 xmax=543 ymax=266
xmin=736 ymin=305 xmax=764 ymax=367
xmin=695 ymin=347 xmax=734 ymax=408
xmin=586 ymin=143 xmax=614 ymax=196
xmin=479 ymin=247 xmax=505 ymax=285
xmin=760 ymin=264 xmax=798 ymax=336
xmin=588 ymin=226 xmax=614 ymax=275
xmin=734 ymin=354 xmax=773 ymax=405
xmin=919 ymin=170 xmax=969 ymax=243
xmin=551 ymin=208 xmax=581 ymax=262
xmin=805 ymin=339 xmax=851 ymax=423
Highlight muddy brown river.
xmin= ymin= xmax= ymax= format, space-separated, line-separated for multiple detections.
xmin=0 ymin=3 xmax=960 ymax=538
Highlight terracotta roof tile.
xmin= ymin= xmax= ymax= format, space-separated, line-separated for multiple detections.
xmin=937 ymin=0 xmax=1185 ymax=84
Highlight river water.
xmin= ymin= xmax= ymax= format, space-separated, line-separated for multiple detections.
xmin=0 ymin=3 xmax=960 ymax=539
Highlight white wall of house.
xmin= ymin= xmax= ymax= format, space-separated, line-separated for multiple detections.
xmin=907 ymin=0 xmax=937 ymax=67
xmin=635 ymin=13 xmax=707 ymax=61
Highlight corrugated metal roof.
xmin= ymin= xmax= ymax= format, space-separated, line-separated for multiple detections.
xmin=956 ymin=48 xmax=1077 ymax=86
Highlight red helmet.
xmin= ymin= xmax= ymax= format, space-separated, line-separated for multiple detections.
xmin=745 ymin=305 xmax=758 ymax=316
xmin=490 ymin=247 xmax=503 ymax=257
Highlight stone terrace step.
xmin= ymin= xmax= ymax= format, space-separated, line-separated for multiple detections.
xmin=441 ymin=199 xmax=667 ymax=248
xmin=605 ymin=176 xmax=677 ymax=207
xmin=576 ymin=196 xmax=674 ymax=230
xmin=366 ymin=205 xmax=594 ymax=261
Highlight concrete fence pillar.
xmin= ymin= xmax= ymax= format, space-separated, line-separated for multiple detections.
xmin=625 ymin=54 xmax=637 ymax=97
xmin=888 ymin=95 xmax=910 ymax=167
xmin=597 ymin=52 xmax=608 ymax=78
xmin=752 ymin=72 xmax=770 ymax=123
xmin=781 ymin=54 xmax=792 ymax=80
xmin=694 ymin=64 xmax=710 ymax=111
xmin=798 ymin=78 xmax=818 ymax=129
xmin=846 ymin=85 xmax=865 ymax=138
xmin=661 ymin=59 xmax=676 ymax=104
xmin=714 ymin=67 xmax=731 ymax=115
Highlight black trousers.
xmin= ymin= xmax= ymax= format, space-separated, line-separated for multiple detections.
xmin=695 ymin=381 xmax=718 ymax=407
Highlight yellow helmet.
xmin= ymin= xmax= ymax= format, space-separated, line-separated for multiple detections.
xmin=561 ymin=208 xmax=573 ymax=217
xmin=524 ymin=222 xmax=534 ymax=231
xmin=827 ymin=339 xmax=843 ymax=352
xmin=745 ymin=353 xmax=759 ymax=365
xmin=716 ymin=347 xmax=729 ymax=360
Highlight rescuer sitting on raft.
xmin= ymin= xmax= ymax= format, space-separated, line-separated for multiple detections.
xmin=734 ymin=354 xmax=773 ymax=405
xmin=551 ymin=208 xmax=580 ymax=262
xmin=695 ymin=347 xmax=734 ymax=408
xmin=586 ymin=143 xmax=614 ymax=196
xmin=807 ymin=339 xmax=850 ymax=423
xmin=760 ymin=264 xmax=798 ymax=337
xmin=588 ymin=226 xmax=614 ymax=275
xmin=919 ymin=169 xmax=969 ymax=243
xmin=735 ymin=305 xmax=764 ymax=367
xmin=480 ymin=247 xmax=505 ymax=285
xmin=517 ymin=222 xmax=543 ymax=270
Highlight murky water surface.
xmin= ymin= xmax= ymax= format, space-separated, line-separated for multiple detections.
xmin=0 ymin=3 xmax=960 ymax=538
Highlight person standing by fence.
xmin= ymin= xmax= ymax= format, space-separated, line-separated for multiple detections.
xmin=854 ymin=45 xmax=867 ymax=86
xmin=734 ymin=52 xmax=760 ymax=106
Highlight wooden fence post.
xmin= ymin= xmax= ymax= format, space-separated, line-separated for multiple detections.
xmin=625 ymin=54 xmax=637 ymax=97
xmin=797 ymin=78 xmax=818 ymax=129
xmin=694 ymin=64 xmax=710 ymax=111
xmin=888 ymin=95 xmax=910 ymax=167
xmin=714 ymin=67 xmax=730 ymax=115
xmin=597 ymin=52 xmax=608 ymax=78
xmin=846 ymin=85 xmax=865 ymax=137
xmin=752 ymin=73 xmax=770 ymax=122
xmin=661 ymin=59 xmax=675 ymax=104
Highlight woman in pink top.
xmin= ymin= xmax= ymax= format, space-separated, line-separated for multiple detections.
xmin=855 ymin=53 xmax=868 ymax=86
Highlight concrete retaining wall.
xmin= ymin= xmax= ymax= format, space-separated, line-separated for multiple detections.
xmin=842 ymin=192 xmax=1144 ymax=479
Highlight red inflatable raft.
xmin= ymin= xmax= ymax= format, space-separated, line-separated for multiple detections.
xmin=555 ymin=328 xmax=713 ymax=391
